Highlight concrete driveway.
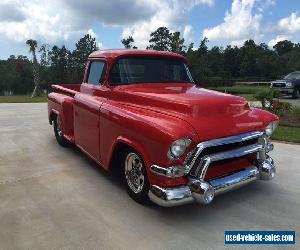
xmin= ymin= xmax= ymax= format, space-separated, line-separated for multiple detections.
xmin=0 ymin=103 xmax=299 ymax=250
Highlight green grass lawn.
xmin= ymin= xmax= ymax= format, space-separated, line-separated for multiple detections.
xmin=210 ymin=85 xmax=269 ymax=94
xmin=0 ymin=95 xmax=47 ymax=103
xmin=236 ymin=93 xmax=257 ymax=101
xmin=210 ymin=85 xmax=269 ymax=101
xmin=271 ymin=125 xmax=300 ymax=143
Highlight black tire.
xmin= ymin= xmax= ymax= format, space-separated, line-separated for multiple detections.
xmin=121 ymin=149 xmax=150 ymax=205
xmin=292 ymin=89 xmax=299 ymax=99
xmin=53 ymin=114 xmax=69 ymax=147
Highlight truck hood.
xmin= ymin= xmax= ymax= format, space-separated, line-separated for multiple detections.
xmin=112 ymin=83 xmax=274 ymax=140
xmin=272 ymin=79 xmax=292 ymax=83
xmin=271 ymin=79 xmax=293 ymax=84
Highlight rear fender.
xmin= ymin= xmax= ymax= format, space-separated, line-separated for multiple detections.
xmin=48 ymin=93 xmax=75 ymax=139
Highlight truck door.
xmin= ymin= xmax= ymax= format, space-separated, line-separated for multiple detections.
xmin=74 ymin=60 xmax=108 ymax=162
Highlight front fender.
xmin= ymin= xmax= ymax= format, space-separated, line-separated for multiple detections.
xmin=100 ymin=102 xmax=199 ymax=171
xmin=111 ymin=135 xmax=152 ymax=168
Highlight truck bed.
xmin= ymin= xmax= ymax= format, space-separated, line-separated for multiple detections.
xmin=51 ymin=84 xmax=81 ymax=96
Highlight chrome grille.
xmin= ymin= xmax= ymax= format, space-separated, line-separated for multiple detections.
xmin=273 ymin=82 xmax=286 ymax=87
xmin=186 ymin=131 xmax=264 ymax=179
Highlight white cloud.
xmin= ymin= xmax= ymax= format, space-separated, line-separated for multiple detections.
xmin=278 ymin=12 xmax=300 ymax=34
xmin=183 ymin=25 xmax=193 ymax=43
xmin=2 ymin=0 xmax=299 ymax=55
xmin=202 ymin=0 xmax=299 ymax=48
xmin=87 ymin=28 xmax=104 ymax=49
xmin=0 ymin=0 xmax=26 ymax=22
xmin=266 ymin=12 xmax=300 ymax=48
xmin=87 ymin=29 xmax=97 ymax=39
xmin=0 ymin=0 xmax=156 ymax=48
xmin=121 ymin=0 xmax=214 ymax=48
xmin=203 ymin=0 xmax=263 ymax=45
xmin=0 ymin=0 xmax=214 ymax=50
xmin=257 ymin=0 xmax=276 ymax=13
xmin=267 ymin=35 xmax=291 ymax=47
xmin=63 ymin=0 xmax=157 ymax=26
xmin=0 ymin=0 xmax=85 ymax=44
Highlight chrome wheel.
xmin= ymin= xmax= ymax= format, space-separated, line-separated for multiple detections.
xmin=125 ymin=152 xmax=145 ymax=194
xmin=56 ymin=116 xmax=63 ymax=137
xmin=53 ymin=113 xmax=69 ymax=147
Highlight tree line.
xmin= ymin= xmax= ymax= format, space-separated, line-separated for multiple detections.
xmin=0 ymin=34 xmax=98 ymax=96
xmin=1 ymin=27 xmax=300 ymax=96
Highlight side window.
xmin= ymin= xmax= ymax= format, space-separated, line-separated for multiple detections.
xmin=87 ymin=61 xmax=105 ymax=85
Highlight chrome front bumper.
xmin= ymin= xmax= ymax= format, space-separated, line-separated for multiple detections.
xmin=272 ymin=87 xmax=294 ymax=94
xmin=149 ymin=131 xmax=276 ymax=207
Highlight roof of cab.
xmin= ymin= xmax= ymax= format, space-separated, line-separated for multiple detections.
xmin=88 ymin=49 xmax=186 ymax=61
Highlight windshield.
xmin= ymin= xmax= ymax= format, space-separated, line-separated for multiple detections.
xmin=284 ymin=72 xmax=300 ymax=80
xmin=110 ymin=57 xmax=194 ymax=85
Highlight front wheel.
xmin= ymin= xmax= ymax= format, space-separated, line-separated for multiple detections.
xmin=292 ymin=89 xmax=299 ymax=99
xmin=122 ymin=150 xmax=150 ymax=204
xmin=53 ymin=115 xmax=69 ymax=147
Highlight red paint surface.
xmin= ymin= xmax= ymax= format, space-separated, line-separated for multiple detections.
xmin=48 ymin=49 xmax=278 ymax=187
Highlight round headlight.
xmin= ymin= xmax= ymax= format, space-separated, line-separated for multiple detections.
xmin=265 ymin=121 xmax=278 ymax=136
xmin=168 ymin=138 xmax=192 ymax=160
xmin=286 ymin=82 xmax=293 ymax=87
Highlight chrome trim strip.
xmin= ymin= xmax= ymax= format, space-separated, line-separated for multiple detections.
xmin=210 ymin=166 xmax=259 ymax=195
xmin=266 ymin=142 xmax=274 ymax=153
xmin=195 ymin=143 xmax=263 ymax=178
xmin=148 ymin=185 xmax=193 ymax=207
xmin=260 ymin=157 xmax=276 ymax=180
xmin=186 ymin=131 xmax=263 ymax=172
xmin=150 ymin=165 xmax=189 ymax=178
xmin=206 ymin=144 xmax=262 ymax=162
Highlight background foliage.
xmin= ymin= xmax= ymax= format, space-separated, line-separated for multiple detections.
xmin=1 ymin=27 xmax=300 ymax=95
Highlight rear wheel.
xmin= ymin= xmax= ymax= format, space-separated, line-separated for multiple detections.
xmin=53 ymin=114 xmax=69 ymax=147
xmin=122 ymin=150 xmax=150 ymax=204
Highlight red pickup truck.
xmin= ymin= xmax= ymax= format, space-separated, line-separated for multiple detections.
xmin=48 ymin=49 xmax=278 ymax=207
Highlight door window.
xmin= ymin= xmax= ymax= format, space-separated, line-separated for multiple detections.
xmin=87 ymin=61 xmax=105 ymax=85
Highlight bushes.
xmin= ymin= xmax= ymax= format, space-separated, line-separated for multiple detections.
xmin=269 ymin=100 xmax=292 ymax=116
xmin=291 ymin=106 xmax=300 ymax=120
xmin=254 ymin=89 xmax=280 ymax=108
xmin=212 ymin=85 xmax=269 ymax=94
xmin=255 ymin=89 xmax=300 ymax=127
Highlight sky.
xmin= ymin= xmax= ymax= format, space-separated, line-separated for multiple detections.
xmin=0 ymin=0 xmax=299 ymax=59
